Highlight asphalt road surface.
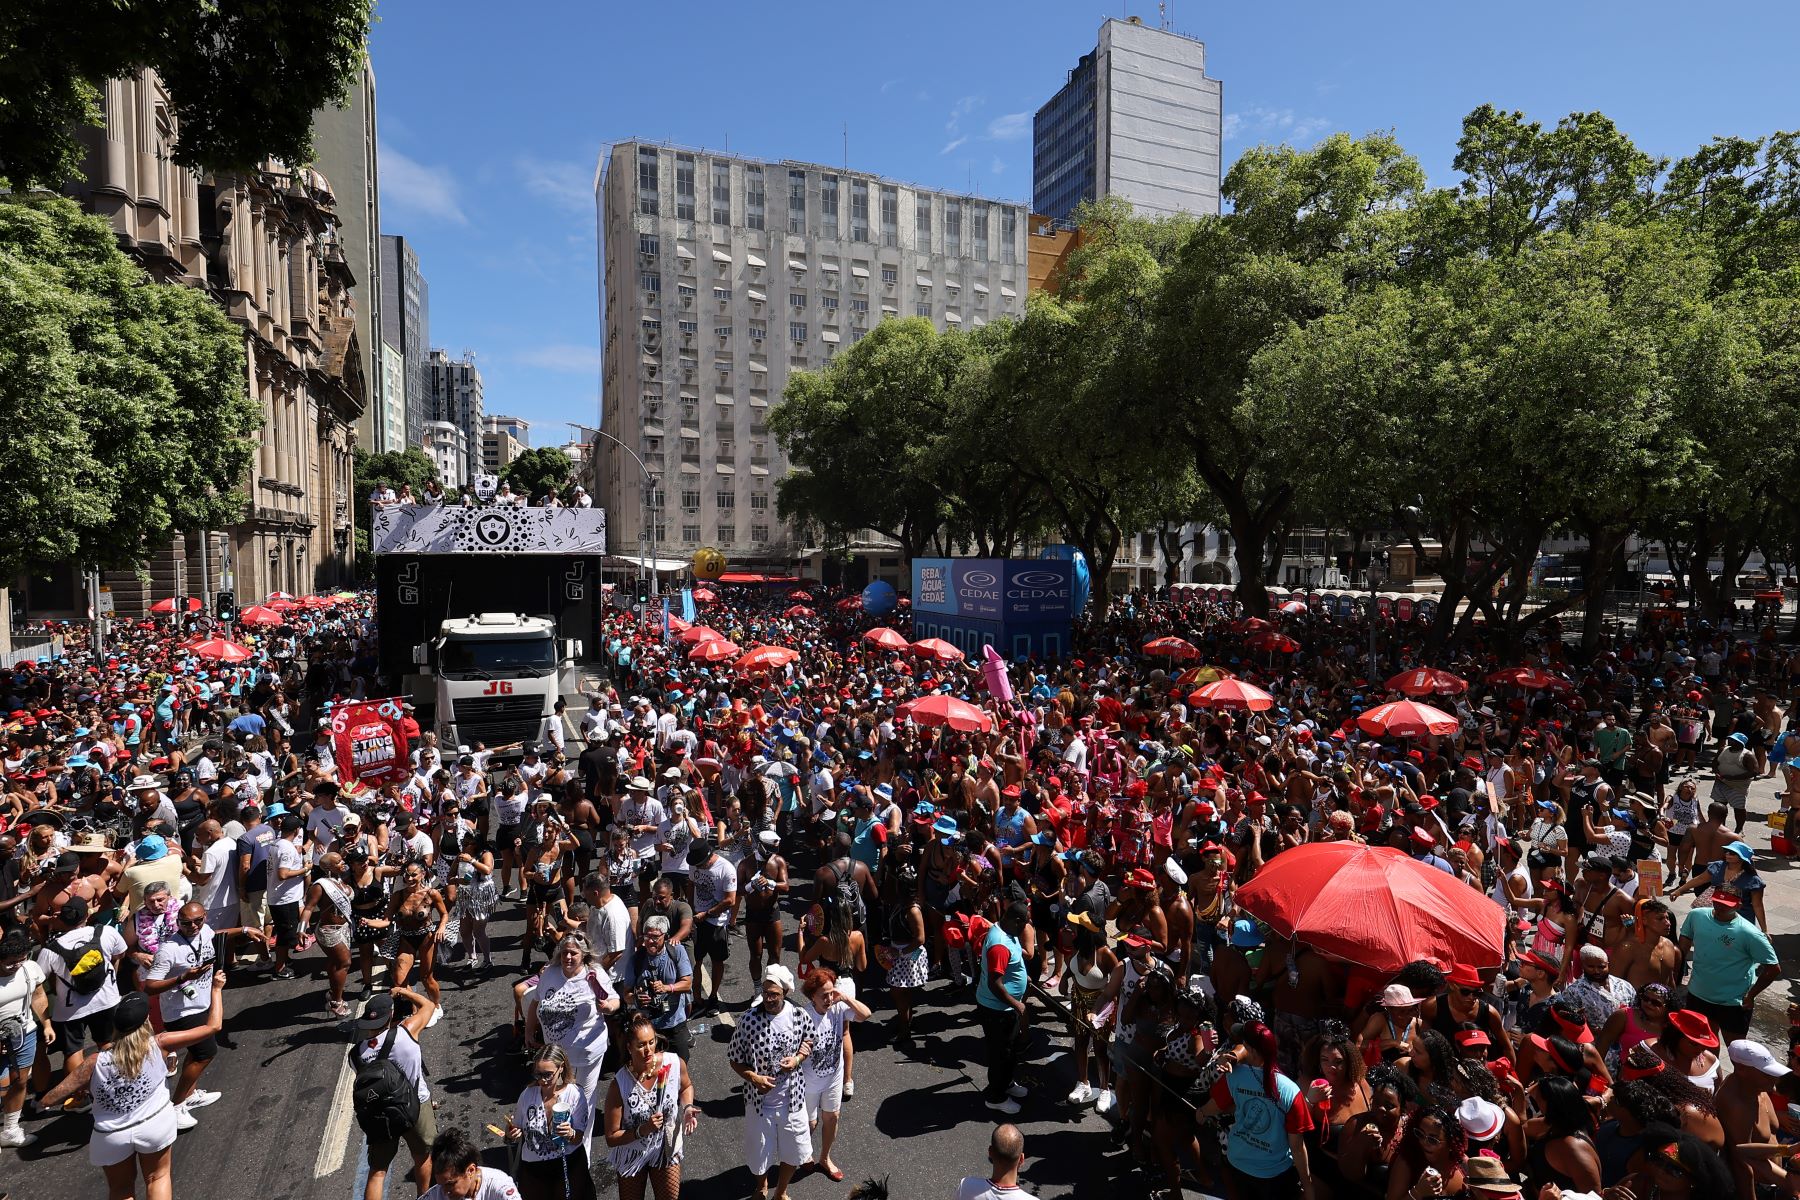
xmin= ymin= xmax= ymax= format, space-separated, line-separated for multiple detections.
xmin=3 ymin=894 xmax=1126 ymax=1200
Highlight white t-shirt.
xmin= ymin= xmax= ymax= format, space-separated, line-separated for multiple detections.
xmin=621 ymin=795 xmax=666 ymax=857
xmin=37 ymin=925 xmax=128 ymax=1020
xmin=146 ymin=927 xmax=219 ymax=1021
xmin=587 ymin=895 xmax=634 ymax=984
xmin=494 ymin=786 xmax=530 ymax=826
xmin=306 ymin=804 xmax=347 ymax=844
xmin=356 ymin=1024 xmax=431 ymax=1102
xmin=269 ymin=837 xmax=306 ymax=905
xmin=957 ymin=1180 xmax=1030 ymax=1200
xmin=194 ymin=837 xmax=238 ymax=917
xmin=513 ymin=1081 xmax=592 ymax=1162
xmin=420 ymin=1168 xmax=521 ymax=1200
xmin=533 ymin=964 xmax=614 ymax=1061
xmin=0 ymin=960 xmax=46 ymax=1025
xmin=691 ymin=856 xmax=737 ymax=926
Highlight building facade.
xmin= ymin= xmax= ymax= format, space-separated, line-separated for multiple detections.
xmin=311 ymin=60 xmax=387 ymax=450
xmin=598 ymin=140 xmax=1027 ymax=567
xmin=379 ymin=339 xmax=408 ymax=453
xmin=379 ymin=233 xmax=429 ymax=448
xmin=487 ymin=414 xmax=531 ymax=447
xmin=32 ymin=68 xmax=363 ymax=616
xmin=1033 ymin=16 xmax=1223 ymax=223
xmin=423 ymin=421 xmax=469 ymax=490
xmin=481 ymin=415 xmax=526 ymax=474
xmin=426 ymin=349 xmax=484 ymax=483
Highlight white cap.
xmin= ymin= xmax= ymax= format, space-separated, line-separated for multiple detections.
xmin=1727 ymin=1039 xmax=1791 ymax=1078
xmin=758 ymin=829 xmax=782 ymax=847
xmin=1163 ymin=858 xmax=1188 ymax=886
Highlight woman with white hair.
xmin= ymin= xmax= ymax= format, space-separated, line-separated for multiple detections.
xmin=726 ymin=964 xmax=814 ymax=1200
xmin=526 ymin=933 xmax=621 ymax=1150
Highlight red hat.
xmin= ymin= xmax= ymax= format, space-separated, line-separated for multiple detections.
xmin=1528 ymin=1033 xmax=1582 ymax=1074
xmin=1667 ymin=1009 xmax=1719 ymax=1048
xmin=1407 ymin=750 xmax=1424 ymax=763
xmin=1295 ymin=728 xmax=1313 ymax=742
xmin=1125 ymin=868 xmax=1157 ymax=890
xmin=1446 ymin=962 xmax=1482 ymax=988
xmin=1118 ymin=933 xmax=1155 ymax=950
xmin=1455 ymin=1029 xmax=1491 ymax=1049
xmin=1418 ymin=794 xmax=1439 ymax=810
xmin=1411 ymin=827 xmax=1437 ymax=848
xmin=1460 ymin=756 xmax=1482 ymax=770
xmin=1549 ymin=1009 xmax=1595 ymax=1044
xmin=1621 ymin=1054 xmax=1667 ymax=1081
xmin=1001 ymin=783 xmax=1021 ymax=798
xmin=1709 ymin=890 xmax=1741 ymax=909
xmin=1360 ymin=804 xmax=1385 ymax=827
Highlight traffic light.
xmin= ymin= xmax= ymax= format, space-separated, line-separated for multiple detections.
xmin=215 ymin=591 xmax=236 ymax=622
xmin=633 ymin=577 xmax=651 ymax=605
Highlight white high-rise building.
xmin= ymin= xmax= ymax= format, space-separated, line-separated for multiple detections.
xmin=597 ymin=141 xmax=1028 ymax=565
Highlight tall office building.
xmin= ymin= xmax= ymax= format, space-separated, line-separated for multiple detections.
xmin=379 ymin=339 xmax=407 ymax=453
xmin=487 ymin=415 xmax=531 ymax=447
xmin=482 ymin=415 xmax=527 ymax=474
xmin=1033 ymin=16 xmax=1224 ymax=222
xmin=598 ymin=141 xmax=1027 ymax=565
xmin=379 ymin=234 xmax=429 ymax=448
xmin=426 ymin=349 xmax=484 ymax=483
xmin=312 ymin=60 xmax=387 ymax=449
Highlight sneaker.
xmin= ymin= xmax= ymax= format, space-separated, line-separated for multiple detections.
xmin=174 ymin=1107 xmax=198 ymax=1131
xmin=183 ymin=1089 xmax=222 ymax=1110
xmin=0 ymin=1125 xmax=35 ymax=1149
xmin=427 ymin=1005 xmax=444 ymax=1028
xmin=1006 ymin=1083 xmax=1028 ymax=1100
xmin=269 ymin=967 xmax=296 ymax=981
xmin=1068 ymin=1082 xmax=1095 ymax=1105
xmin=986 ymin=1096 xmax=1022 ymax=1115
xmin=1095 ymin=1089 xmax=1117 ymax=1115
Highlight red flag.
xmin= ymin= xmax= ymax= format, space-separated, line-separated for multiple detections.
xmin=329 ymin=698 xmax=411 ymax=786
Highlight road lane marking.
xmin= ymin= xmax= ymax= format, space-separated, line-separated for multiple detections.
xmin=316 ymin=1006 xmax=362 ymax=1179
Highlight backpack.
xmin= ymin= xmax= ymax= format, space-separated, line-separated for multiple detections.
xmin=54 ymin=933 xmax=109 ymax=996
xmin=348 ymin=1026 xmax=420 ymax=1141
xmin=821 ymin=858 xmax=865 ymax=931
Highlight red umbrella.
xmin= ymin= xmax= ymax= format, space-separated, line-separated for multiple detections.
xmin=863 ymin=627 xmax=909 ymax=651
xmin=236 ymin=605 xmax=286 ymax=627
xmin=911 ymin=638 xmax=965 ymax=664
xmin=188 ymin=637 xmax=255 ymax=663
xmin=266 ymin=597 xmax=298 ymax=612
xmin=1278 ymin=600 xmax=1308 ymax=615
xmin=1142 ymin=636 xmax=1200 ymax=661
xmin=736 ymin=645 xmax=798 ymax=673
xmin=1235 ymin=842 xmax=1507 ymax=974
xmin=788 ymin=590 xmax=812 ymax=601
xmin=692 ymin=588 xmax=717 ymax=603
xmin=149 ymin=597 xmax=201 ymax=615
xmin=1247 ymin=632 xmax=1300 ymax=654
xmin=690 ymin=638 xmax=741 ymax=663
xmin=1485 ymin=666 xmax=1566 ymax=690
xmin=300 ymin=594 xmax=331 ymax=608
xmin=783 ymin=605 xmax=815 ymax=618
xmin=903 ymin=694 xmax=993 ymax=733
xmin=664 ymin=615 xmax=692 ymax=633
xmin=266 ymin=591 xmax=296 ymax=602
xmin=1357 ymin=699 xmax=1459 ymax=738
xmin=678 ymin=625 xmax=724 ymax=646
xmin=835 ymin=596 xmax=863 ymax=612
xmin=1232 ymin=617 xmax=1273 ymax=633
xmin=1189 ymin=678 xmax=1275 ymax=711
xmin=1385 ymin=668 xmax=1468 ymax=697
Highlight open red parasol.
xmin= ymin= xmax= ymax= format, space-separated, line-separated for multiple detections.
xmin=1234 ymin=842 xmax=1507 ymax=974
xmin=1385 ymin=668 xmax=1468 ymax=697
xmin=1232 ymin=617 xmax=1273 ymax=633
xmin=788 ymin=590 xmax=812 ymax=601
xmin=1142 ymin=636 xmax=1200 ymax=661
xmin=783 ymin=605 xmax=815 ymax=618
xmin=689 ymin=638 xmax=741 ymax=663
xmin=188 ymin=637 xmax=255 ymax=663
xmin=1484 ymin=666 xmax=1567 ymax=690
xmin=1188 ymin=678 xmax=1275 ymax=711
xmin=901 ymin=694 xmax=993 ymax=733
xmin=910 ymin=638 xmax=965 ymax=663
xmin=691 ymin=588 xmax=717 ymax=603
xmin=236 ymin=605 xmax=286 ymax=627
xmin=150 ymin=597 xmax=201 ymax=615
xmin=1278 ymin=600 xmax=1308 ymax=615
xmin=677 ymin=625 xmax=724 ymax=645
xmin=1356 ymin=699 xmax=1459 ymax=738
xmin=1247 ymin=631 xmax=1300 ymax=654
xmin=863 ymin=627 xmax=909 ymax=651
xmin=735 ymin=644 xmax=799 ymax=673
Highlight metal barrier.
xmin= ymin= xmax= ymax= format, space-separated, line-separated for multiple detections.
xmin=0 ymin=635 xmax=63 ymax=668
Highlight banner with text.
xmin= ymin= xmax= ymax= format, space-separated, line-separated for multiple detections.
xmin=372 ymin=504 xmax=607 ymax=555
xmin=329 ymin=698 xmax=412 ymax=786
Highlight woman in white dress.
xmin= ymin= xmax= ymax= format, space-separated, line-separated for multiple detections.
xmin=42 ymin=982 xmax=225 ymax=1200
xmin=799 ymin=965 xmax=871 ymax=1183
xmin=604 ymin=1012 xmax=697 ymax=1200
xmin=525 ymin=934 xmax=620 ymax=1149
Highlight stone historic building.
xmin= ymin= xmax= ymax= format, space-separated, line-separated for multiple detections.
xmin=16 ymin=68 xmax=365 ymax=617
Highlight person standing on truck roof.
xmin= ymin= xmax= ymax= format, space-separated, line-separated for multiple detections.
xmin=399 ymin=704 xmax=422 ymax=761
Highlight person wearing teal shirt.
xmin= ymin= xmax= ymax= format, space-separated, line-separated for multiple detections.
xmin=974 ymin=905 xmax=1031 ymax=1114
xmin=1678 ymin=889 xmax=1780 ymax=1041
xmin=1202 ymin=1022 xmax=1316 ymax=1200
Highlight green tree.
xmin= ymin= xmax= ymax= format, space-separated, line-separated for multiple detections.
xmin=499 ymin=446 xmax=577 ymax=504
xmin=0 ymin=0 xmax=374 ymax=189
xmin=0 ymin=196 xmax=257 ymax=580
xmin=350 ymin=447 xmax=437 ymax=577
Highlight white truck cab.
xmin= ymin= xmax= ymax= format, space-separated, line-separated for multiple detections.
xmin=412 ymin=613 xmax=581 ymax=754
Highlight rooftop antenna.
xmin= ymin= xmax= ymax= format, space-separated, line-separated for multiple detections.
xmin=843 ymin=123 xmax=848 ymax=170
xmin=1160 ymin=1 xmax=1170 ymax=29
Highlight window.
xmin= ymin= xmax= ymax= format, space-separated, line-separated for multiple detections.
xmin=639 ymin=234 xmax=659 ymax=256
xmin=789 ymin=291 xmax=807 ymax=309
xmin=749 ymin=492 xmax=770 ymax=510
xmin=880 ymin=185 xmax=898 ymax=247
xmin=972 ymin=204 xmax=989 ymax=259
xmin=643 ymin=437 xmax=662 ymax=454
xmin=821 ymin=294 xmax=838 ymax=311
xmin=850 ymin=298 xmax=868 ymax=314
xmin=915 ymin=201 xmax=931 ymax=247
xmin=645 ymin=482 xmax=664 ymax=509
xmin=915 ymin=303 xmax=931 ymax=317
xmin=711 ymin=162 xmax=731 ymax=225
xmin=677 ymin=282 xmax=696 ymax=299
xmin=681 ymin=524 xmax=700 ymax=543
xmin=718 ymin=440 xmax=734 ymax=457
xmin=1001 ymin=209 xmax=1017 ymax=263
xmin=641 ymin=318 xmax=661 ymax=335
xmin=881 ymin=266 xmax=897 ymax=285
xmin=713 ymin=325 xmax=731 ymax=338
xmin=680 ymin=489 xmax=700 ymax=510
xmin=675 ymin=154 xmax=696 ymax=220
xmin=713 ymin=286 xmax=730 ymax=301
xmin=642 ymin=387 xmax=660 ymax=405
xmin=820 ymin=174 xmax=839 ymax=229
xmin=718 ymin=525 xmax=736 ymax=544
xmin=748 ymin=321 xmax=766 ymax=340
xmin=945 ymin=200 xmax=961 ymax=255
xmin=789 ymin=321 xmax=808 ymax=342
xmin=751 ymin=439 xmax=767 ymax=459
xmin=788 ymin=169 xmax=807 ymax=234
xmin=681 ymin=437 xmax=699 ymax=456
xmin=717 ymin=492 xmax=735 ymax=509
xmin=640 ymin=272 xmax=661 ymax=293
xmin=750 ymin=524 xmax=769 ymax=543
xmin=745 ymin=166 xmax=765 ymax=230
xmin=850 ymin=179 xmax=869 ymax=242
xmin=637 ymin=147 xmax=659 ymax=216
xmin=678 ymin=320 xmax=698 ymax=335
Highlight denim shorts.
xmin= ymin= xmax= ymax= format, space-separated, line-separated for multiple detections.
xmin=1 ymin=1025 xmax=37 ymax=1074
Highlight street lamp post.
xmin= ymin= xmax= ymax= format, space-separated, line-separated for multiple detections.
xmin=1367 ymin=554 xmax=1386 ymax=680
xmin=588 ymin=427 xmax=654 ymax=597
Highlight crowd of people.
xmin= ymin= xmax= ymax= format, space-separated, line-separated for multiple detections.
xmin=1 ymin=575 xmax=1798 ymax=1200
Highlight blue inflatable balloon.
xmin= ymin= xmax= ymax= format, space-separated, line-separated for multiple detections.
xmin=861 ymin=579 xmax=897 ymax=615
xmin=1040 ymin=545 xmax=1091 ymax=614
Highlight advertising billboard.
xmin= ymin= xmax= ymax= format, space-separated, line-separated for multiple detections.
xmin=911 ymin=559 xmax=1074 ymax=620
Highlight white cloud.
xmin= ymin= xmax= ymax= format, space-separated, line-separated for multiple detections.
xmin=379 ymin=143 xmax=467 ymax=225
xmin=517 ymin=155 xmax=593 ymax=213
xmin=991 ymin=157 xmax=1007 ymax=175
xmin=941 ymin=136 xmax=970 ymax=156
xmin=946 ymin=94 xmax=984 ymax=133
xmin=987 ymin=112 xmax=1029 ymax=141
xmin=1222 ymin=106 xmax=1332 ymax=145
xmin=880 ymin=78 xmax=901 ymax=95
xmin=513 ymin=343 xmax=602 ymax=373
xmin=1222 ymin=113 xmax=1243 ymax=140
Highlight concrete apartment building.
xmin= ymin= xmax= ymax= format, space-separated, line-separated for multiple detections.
xmin=1034 ymin=16 xmax=1223 ymax=223
xmin=482 ymin=415 xmax=528 ymax=474
xmin=597 ymin=140 xmax=1027 ymax=568
xmin=380 ymin=233 xmax=430 ymax=448
xmin=426 ymin=348 xmax=484 ymax=483
xmin=423 ymin=421 xmax=469 ymax=490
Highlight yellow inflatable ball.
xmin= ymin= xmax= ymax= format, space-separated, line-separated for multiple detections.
xmin=691 ymin=546 xmax=727 ymax=581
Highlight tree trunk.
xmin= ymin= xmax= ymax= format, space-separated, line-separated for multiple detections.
xmin=1229 ymin=507 xmax=1280 ymax=617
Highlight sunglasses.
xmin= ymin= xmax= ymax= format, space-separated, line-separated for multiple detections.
xmin=533 ymin=1071 xmax=558 ymax=1082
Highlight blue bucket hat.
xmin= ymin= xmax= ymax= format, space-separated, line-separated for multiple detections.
xmin=135 ymin=834 xmax=170 ymax=862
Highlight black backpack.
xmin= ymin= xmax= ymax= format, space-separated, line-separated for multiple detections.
xmin=54 ymin=933 xmax=110 ymax=996
xmin=348 ymin=1026 xmax=420 ymax=1141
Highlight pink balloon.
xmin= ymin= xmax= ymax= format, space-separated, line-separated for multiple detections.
xmin=981 ymin=644 xmax=1015 ymax=704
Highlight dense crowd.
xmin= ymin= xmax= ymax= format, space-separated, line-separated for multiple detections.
xmin=1 ymin=579 xmax=1798 ymax=1200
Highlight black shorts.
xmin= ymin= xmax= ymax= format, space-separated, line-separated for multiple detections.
xmin=1688 ymin=993 xmax=1753 ymax=1041
xmin=271 ymin=901 xmax=302 ymax=948
xmin=56 ymin=1005 xmax=118 ymax=1054
xmin=694 ymin=920 xmax=730 ymax=964
xmin=165 ymin=1010 xmax=219 ymax=1061
xmin=495 ymin=823 xmax=522 ymax=854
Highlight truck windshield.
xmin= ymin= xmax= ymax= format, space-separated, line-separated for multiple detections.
xmin=439 ymin=637 xmax=557 ymax=675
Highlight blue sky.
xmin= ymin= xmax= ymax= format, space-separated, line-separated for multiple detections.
xmin=367 ymin=0 xmax=1800 ymax=442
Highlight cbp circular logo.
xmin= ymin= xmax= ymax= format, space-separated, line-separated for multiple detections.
xmin=1011 ymin=570 xmax=1063 ymax=588
xmin=473 ymin=512 xmax=513 ymax=546
xmin=962 ymin=570 xmax=998 ymax=588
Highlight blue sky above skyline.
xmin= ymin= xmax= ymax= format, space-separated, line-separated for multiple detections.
xmin=365 ymin=0 xmax=1800 ymax=443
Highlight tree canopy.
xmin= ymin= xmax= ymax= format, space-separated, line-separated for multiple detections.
xmin=500 ymin=446 xmax=578 ymax=504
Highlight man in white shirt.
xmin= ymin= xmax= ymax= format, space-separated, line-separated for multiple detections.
xmin=355 ymin=988 xmax=440 ymax=1200
xmin=267 ymin=815 xmax=308 ymax=979
xmin=36 ymin=898 xmax=127 ymax=1076
xmin=578 ymin=697 xmax=608 ymax=741
xmin=582 ymin=873 xmax=634 ymax=984
xmin=305 ymin=781 xmax=348 ymax=847
xmin=187 ymin=821 xmax=239 ymax=930
xmin=957 ymin=1123 xmax=1030 ymax=1200
xmin=687 ymin=840 xmax=737 ymax=1011
xmin=143 ymin=901 xmax=262 ymax=1118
